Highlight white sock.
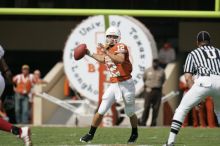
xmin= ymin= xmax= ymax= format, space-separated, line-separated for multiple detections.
xmin=167 ymin=120 xmax=182 ymax=144
xmin=168 ymin=132 xmax=176 ymax=144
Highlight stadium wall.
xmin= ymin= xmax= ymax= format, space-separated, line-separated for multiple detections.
xmin=179 ymin=22 xmax=220 ymax=52
xmin=0 ymin=20 xmax=79 ymax=50
xmin=33 ymin=62 xmax=65 ymax=125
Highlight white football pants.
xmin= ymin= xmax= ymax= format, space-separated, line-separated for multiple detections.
xmin=98 ymin=78 xmax=136 ymax=117
xmin=174 ymin=75 xmax=220 ymax=124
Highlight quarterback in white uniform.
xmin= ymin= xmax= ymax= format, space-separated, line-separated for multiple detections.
xmin=80 ymin=26 xmax=138 ymax=144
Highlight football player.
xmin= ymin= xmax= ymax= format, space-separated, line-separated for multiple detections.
xmin=0 ymin=45 xmax=32 ymax=146
xmin=80 ymin=26 xmax=138 ymax=144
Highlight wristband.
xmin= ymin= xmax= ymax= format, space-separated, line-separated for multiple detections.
xmin=87 ymin=50 xmax=93 ymax=57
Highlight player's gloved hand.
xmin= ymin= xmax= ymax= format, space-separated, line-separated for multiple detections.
xmin=86 ymin=49 xmax=93 ymax=57
xmin=97 ymin=43 xmax=104 ymax=49
xmin=97 ymin=43 xmax=109 ymax=54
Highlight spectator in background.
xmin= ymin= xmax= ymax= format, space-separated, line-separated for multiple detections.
xmin=33 ymin=69 xmax=47 ymax=84
xmin=139 ymin=59 xmax=165 ymax=126
xmin=13 ymin=65 xmax=35 ymax=124
xmin=158 ymin=42 xmax=176 ymax=68
xmin=27 ymin=69 xmax=47 ymax=123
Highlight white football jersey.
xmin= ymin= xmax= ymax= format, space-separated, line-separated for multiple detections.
xmin=0 ymin=45 xmax=5 ymax=59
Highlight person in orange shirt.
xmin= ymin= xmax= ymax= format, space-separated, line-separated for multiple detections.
xmin=80 ymin=26 xmax=138 ymax=144
xmin=33 ymin=69 xmax=47 ymax=84
xmin=13 ymin=65 xmax=35 ymax=124
xmin=27 ymin=69 xmax=47 ymax=123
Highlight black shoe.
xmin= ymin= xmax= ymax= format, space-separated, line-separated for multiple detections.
xmin=80 ymin=133 xmax=94 ymax=143
xmin=162 ymin=142 xmax=175 ymax=146
xmin=127 ymin=134 xmax=138 ymax=144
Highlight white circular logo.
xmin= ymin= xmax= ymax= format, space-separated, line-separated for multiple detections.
xmin=63 ymin=15 xmax=157 ymax=102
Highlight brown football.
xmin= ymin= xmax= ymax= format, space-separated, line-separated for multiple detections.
xmin=73 ymin=44 xmax=87 ymax=60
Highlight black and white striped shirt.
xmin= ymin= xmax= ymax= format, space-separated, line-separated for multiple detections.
xmin=184 ymin=45 xmax=220 ymax=76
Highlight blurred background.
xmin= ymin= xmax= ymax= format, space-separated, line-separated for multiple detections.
xmin=0 ymin=0 xmax=219 ymax=127
xmin=0 ymin=0 xmax=218 ymax=75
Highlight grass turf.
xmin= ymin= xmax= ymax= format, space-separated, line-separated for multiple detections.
xmin=0 ymin=126 xmax=220 ymax=146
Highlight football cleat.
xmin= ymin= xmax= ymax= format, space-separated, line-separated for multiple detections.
xmin=127 ymin=134 xmax=138 ymax=144
xmin=162 ymin=142 xmax=175 ymax=146
xmin=80 ymin=133 xmax=94 ymax=143
xmin=19 ymin=127 xmax=32 ymax=146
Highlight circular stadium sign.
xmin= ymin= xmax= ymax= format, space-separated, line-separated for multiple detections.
xmin=63 ymin=15 xmax=157 ymax=102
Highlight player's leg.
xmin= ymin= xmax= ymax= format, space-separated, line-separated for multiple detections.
xmin=0 ymin=75 xmax=32 ymax=146
xmin=0 ymin=113 xmax=32 ymax=146
xmin=211 ymin=92 xmax=220 ymax=125
xmin=208 ymin=76 xmax=220 ymax=126
xmin=128 ymin=113 xmax=138 ymax=143
xmin=119 ymin=79 xmax=138 ymax=143
xmin=80 ymin=84 xmax=116 ymax=143
xmin=165 ymin=84 xmax=210 ymax=146
xmin=126 ymin=99 xmax=138 ymax=144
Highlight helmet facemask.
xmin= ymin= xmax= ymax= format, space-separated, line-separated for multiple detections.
xmin=106 ymin=35 xmax=120 ymax=46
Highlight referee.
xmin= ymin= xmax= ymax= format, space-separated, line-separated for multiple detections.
xmin=163 ymin=31 xmax=220 ymax=146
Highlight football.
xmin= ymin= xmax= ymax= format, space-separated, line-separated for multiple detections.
xmin=73 ymin=44 xmax=87 ymax=60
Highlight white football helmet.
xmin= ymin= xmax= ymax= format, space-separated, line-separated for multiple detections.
xmin=105 ymin=26 xmax=121 ymax=45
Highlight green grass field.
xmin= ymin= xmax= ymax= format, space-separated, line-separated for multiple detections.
xmin=0 ymin=126 xmax=220 ymax=146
